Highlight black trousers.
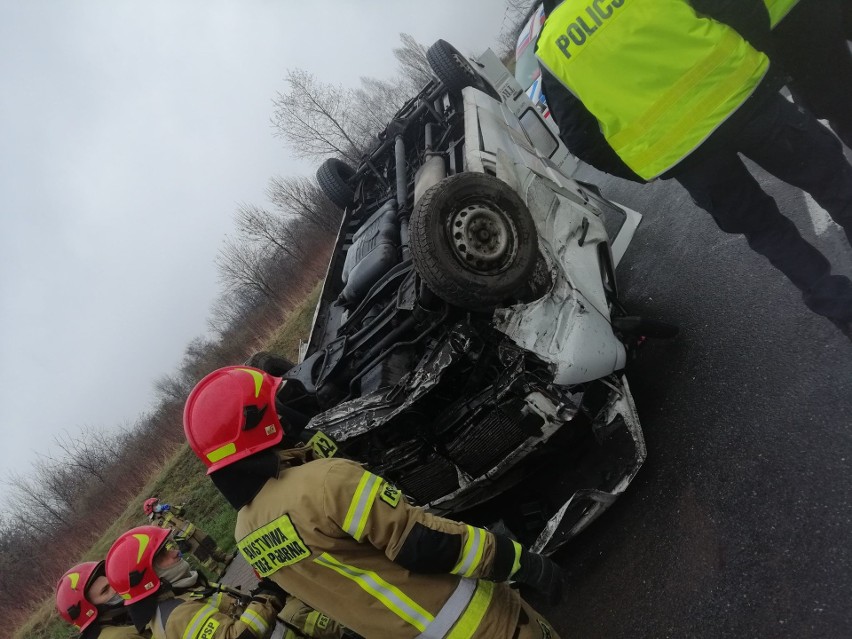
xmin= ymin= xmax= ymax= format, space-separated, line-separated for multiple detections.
xmin=674 ymin=94 xmax=852 ymax=322
xmin=773 ymin=0 xmax=852 ymax=148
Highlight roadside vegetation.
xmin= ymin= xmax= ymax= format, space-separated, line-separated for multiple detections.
xmin=4 ymin=7 xmax=539 ymax=635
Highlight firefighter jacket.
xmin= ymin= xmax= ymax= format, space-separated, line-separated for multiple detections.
xmin=83 ymin=624 xmax=150 ymax=639
xmin=278 ymin=597 xmax=342 ymax=639
xmin=153 ymin=510 xmax=196 ymax=542
xmin=538 ymin=0 xmax=781 ymax=181
xmin=234 ymin=452 xmax=530 ymax=639
xmin=147 ymin=588 xmax=281 ymax=639
xmin=764 ymin=0 xmax=800 ymax=27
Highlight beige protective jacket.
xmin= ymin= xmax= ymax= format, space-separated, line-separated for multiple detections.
xmin=234 ymin=451 xmax=525 ymax=639
xmin=92 ymin=624 xmax=150 ymax=639
xmin=148 ymin=589 xmax=281 ymax=639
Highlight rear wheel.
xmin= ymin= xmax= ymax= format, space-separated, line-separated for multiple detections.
xmin=317 ymin=158 xmax=356 ymax=209
xmin=427 ymin=39 xmax=495 ymax=97
xmin=410 ymin=172 xmax=537 ymax=311
xmin=245 ymin=351 xmax=295 ymax=377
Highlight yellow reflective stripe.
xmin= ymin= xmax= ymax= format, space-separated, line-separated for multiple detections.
xmin=240 ymin=607 xmax=269 ymax=637
xmin=450 ymin=526 xmax=486 ymax=578
xmin=303 ymin=610 xmax=320 ymax=636
xmin=342 ymin=471 xmax=382 ymax=541
xmin=181 ymin=604 xmax=217 ymax=639
xmin=609 ymin=28 xmax=768 ymax=177
xmin=207 ymin=442 xmax=237 ymax=463
xmin=314 ymin=553 xmax=434 ymax=632
xmin=237 ymin=367 xmax=264 ymax=397
xmin=510 ymin=540 xmax=523 ymax=578
xmin=446 ymin=580 xmax=494 ymax=639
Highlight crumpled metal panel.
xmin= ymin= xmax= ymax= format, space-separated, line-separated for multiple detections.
xmin=492 ymin=174 xmax=626 ymax=385
xmin=531 ymin=375 xmax=646 ymax=554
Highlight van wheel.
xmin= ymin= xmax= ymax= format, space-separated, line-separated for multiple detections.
xmin=317 ymin=158 xmax=356 ymax=209
xmin=245 ymin=352 xmax=295 ymax=376
xmin=410 ymin=173 xmax=537 ymax=311
xmin=427 ymin=39 xmax=494 ymax=97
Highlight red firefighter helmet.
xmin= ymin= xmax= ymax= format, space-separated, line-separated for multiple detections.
xmin=143 ymin=497 xmax=159 ymax=517
xmin=105 ymin=525 xmax=171 ymax=604
xmin=55 ymin=561 xmax=103 ymax=631
xmin=183 ymin=366 xmax=284 ymax=474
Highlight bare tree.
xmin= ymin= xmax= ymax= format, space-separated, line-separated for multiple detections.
xmin=266 ymin=176 xmax=342 ymax=235
xmin=271 ymin=69 xmax=368 ymax=163
xmin=393 ymin=33 xmax=433 ymax=92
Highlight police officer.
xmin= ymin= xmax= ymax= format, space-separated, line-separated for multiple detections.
xmin=537 ymin=0 xmax=852 ymax=336
xmin=143 ymin=497 xmax=232 ymax=575
xmin=105 ymin=525 xmax=283 ymax=639
xmin=56 ymin=560 xmax=148 ymax=638
xmin=768 ymin=0 xmax=852 ymax=148
xmin=182 ymin=366 xmax=563 ymax=639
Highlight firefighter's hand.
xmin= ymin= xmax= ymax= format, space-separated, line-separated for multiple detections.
xmin=250 ymin=578 xmax=288 ymax=607
xmin=513 ymin=548 xmax=565 ymax=605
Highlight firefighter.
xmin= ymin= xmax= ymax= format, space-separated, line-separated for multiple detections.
xmin=143 ymin=497 xmax=231 ymax=575
xmin=104 ymin=525 xmax=284 ymax=639
xmin=537 ymin=0 xmax=852 ymax=337
xmin=56 ymin=560 xmax=148 ymax=638
xmin=768 ymin=0 xmax=852 ymax=148
xmin=182 ymin=366 xmax=563 ymax=639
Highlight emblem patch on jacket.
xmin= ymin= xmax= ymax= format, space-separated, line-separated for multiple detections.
xmin=379 ymin=482 xmax=401 ymax=508
xmin=199 ymin=618 xmax=220 ymax=639
xmin=308 ymin=431 xmax=338 ymax=458
xmin=238 ymin=514 xmax=311 ymax=577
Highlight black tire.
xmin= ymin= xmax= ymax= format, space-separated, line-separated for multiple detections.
xmin=317 ymin=158 xmax=356 ymax=209
xmin=410 ymin=172 xmax=538 ymax=311
xmin=427 ymin=39 xmax=493 ymax=96
xmin=245 ymin=351 xmax=295 ymax=376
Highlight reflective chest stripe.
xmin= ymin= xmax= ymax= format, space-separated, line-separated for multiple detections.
xmin=181 ymin=603 xmax=218 ymax=639
xmin=450 ymin=526 xmax=486 ymax=578
xmin=342 ymin=471 xmax=383 ymax=541
xmin=238 ymin=514 xmax=311 ymax=577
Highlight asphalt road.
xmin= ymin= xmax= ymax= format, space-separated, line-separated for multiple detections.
xmin=528 ymin=150 xmax=852 ymax=638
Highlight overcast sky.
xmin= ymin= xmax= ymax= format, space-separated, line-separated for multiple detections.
xmin=0 ymin=1 xmax=510 ymax=498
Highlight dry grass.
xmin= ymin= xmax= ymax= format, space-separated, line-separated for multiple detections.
xmin=15 ymin=287 xmax=323 ymax=639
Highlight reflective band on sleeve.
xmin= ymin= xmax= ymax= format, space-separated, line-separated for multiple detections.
xmin=450 ymin=526 xmax=486 ymax=578
xmin=181 ymin=604 xmax=217 ymax=639
xmin=182 ymin=523 xmax=196 ymax=538
xmin=314 ymin=553 xmax=435 ymax=632
xmin=342 ymin=471 xmax=383 ymax=541
xmin=304 ymin=610 xmax=320 ymax=636
xmin=445 ymin=580 xmax=494 ymax=639
xmin=510 ymin=540 xmax=523 ymax=578
xmin=240 ymin=607 xmax=270 ymax=637
xmin=416 ymin=578 xmax=476 ymax=639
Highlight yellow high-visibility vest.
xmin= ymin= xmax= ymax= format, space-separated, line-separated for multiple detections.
xmin=765 ymin=0 xmax=801 ymax=28
xmin=536 ymin=0 xmax=769 ymax=179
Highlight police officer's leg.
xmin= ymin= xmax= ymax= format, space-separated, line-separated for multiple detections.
xmin=741 ymin=94 xmax=852 ymax=244
xmin=675 ymin=152 xmax=852 ymax=321
xmin=773 ymin=0 xmax=852 ymax=148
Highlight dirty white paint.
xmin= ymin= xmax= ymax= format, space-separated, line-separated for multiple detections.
xmin=804 ymin=192 xmax=840 ymax=236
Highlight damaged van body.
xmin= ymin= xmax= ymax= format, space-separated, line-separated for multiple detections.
xmin=273 ymin=42 xmax=670 ymax=554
